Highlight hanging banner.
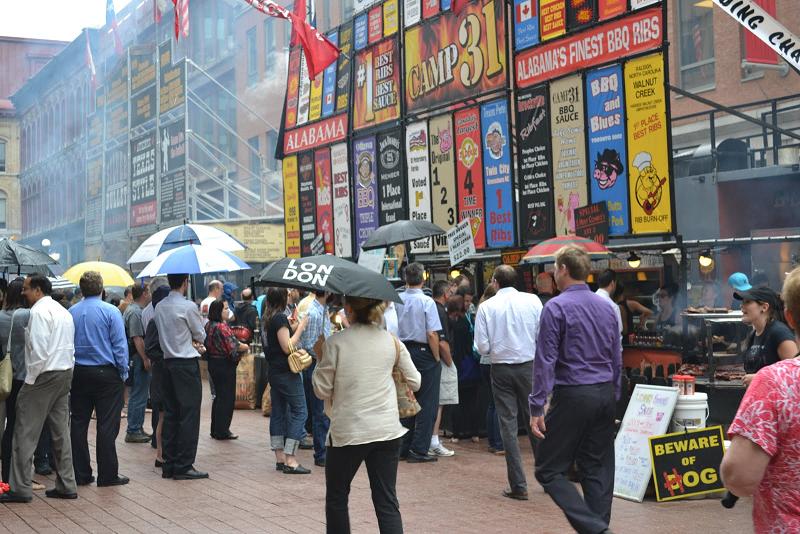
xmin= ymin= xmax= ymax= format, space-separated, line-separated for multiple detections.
xmin=377 ymin=130 xmax=406 ymax=226
xmin=404 ymin=0 xmax=507 ymax=113
xmin=336 ymin=25 xmax=353 ymax=113
xmin=283 ymin=155 xmax=301 ymax=258
xmin=550 ymin=74 xmax=588 ymax=236
xmin=296 ymin=55 xmax=311 ymax=125
xmin=481 ymin=99 xmax=515 ymax=248
xmin=540 ymin=0 xmax=566 ymax=41
xmin=599 ymin=0 xmax=626 ymax=20
xmin=353 ymin=38 xmax=401 ymax=131
xmin=85 ymin=156 xmax=103 ymax=241
xmin=406 ymin=121 xmax=433 ymax=253
xmin=454 ymin=107 xmax=486 ymax=249
xmin=355 ymin=13 xmax=369 ymax=51
xmin=160 ymin=169 xmax=186 ymax=225
xmin=159 ymin=119 xmax=186 ymax=175
xmin=368 ymin=6 xmax=384 ymax=43
xmin=422 ymin=0 xmax=439 ymax=18
xmin=308 ymin=72 xmax=324 ymax=122
xmin=514 ymin=0 xmax=540 ymax=51
xmin=429 ymin=114 xmax=457 ymax=252
xmin=741 ymin=0 xmax=779 ymax=66
xmin=159 ymin=59 xmax=184 ymax=117
xmin=130 ymin=132 xmax=157 ymax=228
xmin=354 ymin=136 xmax=380 ymax=252
xmin=298 ymin=152 xmax=318 ymax=256
xmin=321 ymin=31 xmax=339 ymax=119
xmin=314 ymin=148 xmax=335 ymax=255
xmin=384 ymin=0 xmax=399 ymax=36
xmin=586 ymin=64 xmax=629 ymax=235
xmin=285 ymin=48 xmax=302 ymax=129
xmin=516 ymin=86 xmax=554 ymax=243
xmin=104 ymin=144 xmax=129 ymax=234
xmin=404 ymin=0 xmax=421 ymax=27
xmin=131 ymin=86 xmax=157 ymax=128
xmin=567 ymin=0 xmax=597 ymax=32
xmin=625 ymin=53 xmax=672 ymax=234
xmin=516 ymin=8 xmax=663 ymax=88
xmin=283 ymin=114 xmax=348 ymax=155
xmin=331 ymin=143 xmax=353 ymax=258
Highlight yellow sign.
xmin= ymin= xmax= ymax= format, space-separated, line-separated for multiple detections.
xmin=308 ymin=72 xmax=324 ymax=122
xmin=625 ymin=53 xmax=672 ymax=235
xmin=210 ymin=222 xmax=286 ymax=263
xmin=383 ymin=0 xmax=399 ymax=37
xmin=283 ymin=155 xmax=301 ymax=258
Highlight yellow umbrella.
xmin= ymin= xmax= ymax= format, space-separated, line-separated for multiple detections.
xmin=63 ymin=261 xmax=135 ymax=288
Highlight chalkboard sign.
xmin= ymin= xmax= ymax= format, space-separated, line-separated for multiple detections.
xmin=575 ymin=202 xmax=610 ymax=244
xmin=613 ymin=384 xmax=679 ymax=502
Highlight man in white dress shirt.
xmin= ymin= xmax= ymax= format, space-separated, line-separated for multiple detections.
xmin=1 ymin=275 xmax=77 ymax=503
xmin=475 ymin=265 xmax=542 ymax=501
xmin=595 ymin=269 xmax=623 ymax=336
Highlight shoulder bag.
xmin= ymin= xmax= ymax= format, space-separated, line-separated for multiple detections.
xmin=0 ymin=311 xmax=19 ymax=401
xmin=391 ymin=336 xmax=421 ymax=418
xmin=287 ymin=340 xmax=312 ymax=373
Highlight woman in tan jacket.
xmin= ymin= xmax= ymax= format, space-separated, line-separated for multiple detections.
xmin=313 ymin=296 xmax=421 ymax=534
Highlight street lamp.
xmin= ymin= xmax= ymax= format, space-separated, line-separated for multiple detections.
xmin=627 ymin=251 xmax=642 ymax=269
xmin=49 ymin=252 xmax=61 ymax=262
xmin=41 ymin=238 xmax=51 ymax=248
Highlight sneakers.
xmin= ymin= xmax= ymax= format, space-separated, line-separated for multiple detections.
xmin=125 ymin=431 xmax=151 ymax=443
xmin=428 ymin=444 xmax=455 ymax=457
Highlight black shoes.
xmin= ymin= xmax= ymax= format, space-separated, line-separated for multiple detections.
xmin=97 ymin=476 xmax=129 ymax=487
xmin=502 ymin=488 xmax=529 ymax=501
xmin=298 ymin=437 xmax=313 ymax=450
xmin=406 ymin=450 xmax=438 ymax=463
xmin=125 ymin=432 xmax=151 ymax=443
xmin=76 ymin=476 xmax=96 ymax=486
xmin=173 ymin=469 xmax=209 ymax=480
xmin=155 ymin=459 xmax=163 ymax=468
xmin=211 ymin=433 xmax=238 ymax=440
xmin=34 ymin=465 xmax=53 ymax=476
xmin=45 ymin=489 xmax=78 ymax=499
xmin=283 ymin=464 xmax=311 ymax=474
xmin=314 ymin=458 xmax=326 ymax=467
xmin=0 ymin=492 xmax=32 ymax=503
xmin=275 ymin=462 xmax=285 ymax=471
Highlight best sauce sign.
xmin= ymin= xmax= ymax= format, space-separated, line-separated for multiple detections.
xmin=404 ymin=0 xmax=507 ymax=113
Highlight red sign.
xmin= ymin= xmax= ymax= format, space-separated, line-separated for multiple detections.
xmin=368 ymin=6 xmax=383 ymax=43
xmin=516 ymin=7 xmax=663 ymax=88
xmin=454 ymin=107 xmax=486 ymax=249
xmin=314 ymin=148 xmax=334 ymax=254
xmin=743 ymin=0 xmax=778 ymax=65
xmin=283 ymin=114 xmax=348 ymax=155
xmin=131 ymin=201 xmax=157 ymax=227
xmin=422 ymin=0 xmax=439 ymax=18
xmin=284 ymin=48 xmax=302 ymax=129
xmin=599 ymin=0 xmax=626 ymax=20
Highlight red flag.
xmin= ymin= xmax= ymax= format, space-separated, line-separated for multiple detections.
xmin=453 ymin=0 xmax=470 ymax=14
xmin=244 ymin=0 xmax=339 ymax=80
xmin=106 ymin=0 xmax=124 ymax=55
xmin=172 ymin=0 xmax=189 ymax=40
xmin=84 ymin=29 xmax=97 ymax=89
xmin=290 ymin=0 xmax=306 ymax=47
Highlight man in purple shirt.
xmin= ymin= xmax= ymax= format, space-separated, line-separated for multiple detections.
xmin=529 ymin=246 xmax=621 ymax=534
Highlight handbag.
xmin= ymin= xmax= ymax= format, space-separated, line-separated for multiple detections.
xmin=0 ymin=310 xmax=19 ymax=401
xmin=391 ymin=336 xmax=421 ymax=418
xmin=287 ymin=340 xmax=312 ymax=374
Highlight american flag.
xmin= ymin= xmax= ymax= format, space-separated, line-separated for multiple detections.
xmin=172 ymin=0 xmax=189 ymax=40
xmin=84 ymin=29 xmax=97 ymax=89
xmin=106 ymin=0 xmax=124 ymax=55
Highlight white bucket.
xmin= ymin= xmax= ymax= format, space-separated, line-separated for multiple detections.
xmin=670 ymin=393 xmax=709 ymax=432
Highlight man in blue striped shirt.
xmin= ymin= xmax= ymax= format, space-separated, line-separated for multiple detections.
xmin=299 ymin=290 xmax=332 ymax=466
xmin=69 ymin=271 xmax=130 ymax=487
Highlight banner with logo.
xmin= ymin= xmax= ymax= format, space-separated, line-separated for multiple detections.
xmin=331 ymin=143 xmax=353 ymax=258
xmin=296 ymin=55 xmax=311 ymax=125
xmin=625 ymin=53 xmax=672 ymax=234
xmin=336 ymin=26 xmax=353 ymax=113
xmin=378 ymin=130 xmax=405 ymax=226
xmin=298 ymin=152 xmax=317 ymax=256
xmin=429 ymin=114 xmax=457 ymax=252
xmin=514 ymin=0 xmax=540 ymax=50
xmin=516 ymin=86 xmax=554 ymax=243
xmin=321 ymin=31 xmax=338 ymax=119
xmin=586 ymin=64 xmax=629 ymax=235
xmin=540 ymin=0 xmax=566 ymax=41
xmin=314 ymin=148 xmax=334 ymax=254
xmin=285 ymin=48 xmax=302 ymax=129
xmin=283 ymin=155 xmax=301 ymax=258
xmin=404 ymin=0 xmax=506 ymax=113
xmin=406 ymin=121 xmax=433 ymax=253
xmin=353 ymin=38 xmax=401 ymax=131
xmin=550 ymin=74 xmax=588 ymax=236
xmin=454 ymin=107 xmax=486 ymax=249
xmin=130 ymin=132 xmax=157 ymax=227
xmin=353 ymin=136 xmax=379 ymax=252
xmin=481 ymin=99 xmax=515 ymax=248
xmin=104 ymin=144 xmax=129 ymax=234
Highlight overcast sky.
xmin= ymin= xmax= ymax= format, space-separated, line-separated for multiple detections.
xmin=0 ymin=0 xmax=135 ymax=42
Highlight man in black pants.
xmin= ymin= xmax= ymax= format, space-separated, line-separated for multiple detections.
xmin=154 ymin=274 xmax=208 ymax=480
xmin=69 ymin=271 xmax=130 ymax=487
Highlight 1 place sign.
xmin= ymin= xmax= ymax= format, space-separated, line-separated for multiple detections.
xmin=649 ymin=426 xmax=726 ymax=502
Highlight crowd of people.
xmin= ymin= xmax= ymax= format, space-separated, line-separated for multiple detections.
xmin=0 ymin=248 xmax=799 ymax=533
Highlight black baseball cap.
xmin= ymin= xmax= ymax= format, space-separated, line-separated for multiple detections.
xmin=734 ymin=286 xmax=780 ymax=306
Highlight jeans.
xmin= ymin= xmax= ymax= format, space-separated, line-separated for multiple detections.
xmin=162 ymin=358 xmax=202 ymax=476
xmin=207 ymin=357 xmax=237 ymax=438
xmin=400 ymin=344 xmax=441 ymax=457
xmin=535 ymin=383 xmax=616 ymax=534
xmin=326 ymin=437 xmax=403 ymax=534
xmin=127 ymin=354 xmax=152 ymax=434
xmin=302 ymin=359 xmax=330 ymax=461
xmin=269 ymin=370 xmax=307 ymax=456
xmin=481 ymin=364 xmax=503 ymax=450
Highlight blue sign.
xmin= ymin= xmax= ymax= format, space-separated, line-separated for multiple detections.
xmin=586 ymin=64 xmax=629 ymax=235
xmin=481 ymin=99 xmax=515 ymax=248
xmin=441 ymin=0 xmax=452 ymax=10
xmin=514 ymin=0 xmax=539 ymax=51
xmin=321 ymin=31 xmax=338 ymax=118
xmin=354 ymin=13 xmax=368 ymax=51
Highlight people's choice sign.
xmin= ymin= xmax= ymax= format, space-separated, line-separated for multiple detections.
xmin=282 ymin=259 xmax=333 ymax=286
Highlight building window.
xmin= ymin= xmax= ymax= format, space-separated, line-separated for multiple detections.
xmin=678 ymin=0 xmax=715 ymax=91
xmin=0 ymin=140 xmax=6 ymax=172
xmin=265 ymin=131 xmax=277 ymax=171
xmin=0 ymin=190 xmax=8 ymax=229
xmin=247 ymin=27 xmax=258 ymax=85
xmin=265 ymin=18 xmax=277 ymax=77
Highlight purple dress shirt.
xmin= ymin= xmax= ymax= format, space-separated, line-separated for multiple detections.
xmin=529 ymin=284 xmax=622 ymax=417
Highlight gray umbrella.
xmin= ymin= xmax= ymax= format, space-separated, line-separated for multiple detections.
xmin=361 ymin=220 xmax=446 ymax=251
xmin=0 ymin=239 xmax=59 ymax=274
xmin=255 ymin=255 xmax=401 ymax=304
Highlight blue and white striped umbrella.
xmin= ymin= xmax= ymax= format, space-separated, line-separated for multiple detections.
xmin=127 ymin=224 xmax=245 ymax=264
xmin=136 ymin=244 xmax=250 ymax=279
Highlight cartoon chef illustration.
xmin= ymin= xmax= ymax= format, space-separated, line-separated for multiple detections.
xmin=633 ymin=151 xmax=666 ymax=215
xmin=593 ymin=149 xmax=624 ymax=190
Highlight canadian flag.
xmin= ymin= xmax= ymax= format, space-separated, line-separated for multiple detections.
xmin=517 ymin=0 xmax=533 ymax=23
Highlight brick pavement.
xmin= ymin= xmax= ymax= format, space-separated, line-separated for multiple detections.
xmin=0 ymin=383 xmax=753 ymax=534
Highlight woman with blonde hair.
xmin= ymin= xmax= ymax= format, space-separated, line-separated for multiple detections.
xmin=313 ymin=296 xmax=421 ymax=534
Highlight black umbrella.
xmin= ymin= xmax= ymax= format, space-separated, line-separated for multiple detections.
xmin=361 ymin=220 xmax=446 ymax=251
xmin=0 ymin=239 xmax=59 ymax=274
xmin=255 ymin=255 xmax=402 ymax=304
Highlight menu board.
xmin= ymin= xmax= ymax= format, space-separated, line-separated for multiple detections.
xmin=298 ymin=152 xmax=317 ymax=256
xmin=331 ymin=143 xmax=352 ymax=258
xmin=406 ymin=121 xmax=433 ymax=253
xmin=429 ymin=114 xmax=457 ymax=252
xmin=454 ymin=107 xmax=486 ymax=249
xmin=614 ymin=384 xmax=679 ymax=502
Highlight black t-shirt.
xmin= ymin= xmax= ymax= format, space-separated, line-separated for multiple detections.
xmin=436 ymin=302 xmax=450 ymax=344
xmin=744 ymin=320 xmax=796 ymax=373
xmin=233 ymin=303 xmax=259 ymax=341
xmin=265 ymin=313 xmax=292 ymax=373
